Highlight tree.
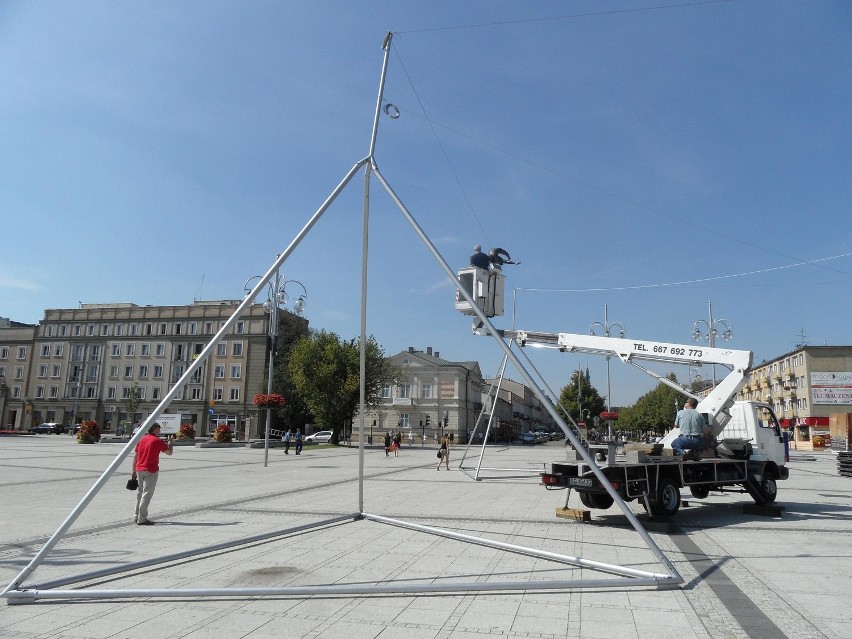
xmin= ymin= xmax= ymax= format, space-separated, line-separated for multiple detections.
xmin=556 ymin=368 xmax=606 ymax=427
xmin=270 ymin=310 xmax=312 ymax=431
xmin=125 ymin=383 xmax=141 ymax=427
xmin=617 ymin=373 xmax=688 ymax=436
xmin=288 ymin=330 xmax=399 ymax=444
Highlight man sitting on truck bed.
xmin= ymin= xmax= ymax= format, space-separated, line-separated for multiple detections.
xmin=672 ymin=398 xmax=708 ymax=458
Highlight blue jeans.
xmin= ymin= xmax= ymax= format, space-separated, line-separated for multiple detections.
xmin=672 ymin=435 xmax=704 ymax=456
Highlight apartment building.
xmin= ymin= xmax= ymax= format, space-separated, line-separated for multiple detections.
xmin=482 ymin=376 xmax=558 ymax=442
xmin=738 ymin=346 xmax=852 ymax=450
xmin=1 ymin=302 xmax=306 ymax=438
xmin=0 ymin=318 xmax=38 ymax=429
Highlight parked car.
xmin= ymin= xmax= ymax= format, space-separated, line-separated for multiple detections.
xmin=304 ymin=430 xmax=332 ymax=444
xmin=521 ymin=431 xmax=538 ymax=445
xmin=30 ymin=422 xmax=64 ymax=435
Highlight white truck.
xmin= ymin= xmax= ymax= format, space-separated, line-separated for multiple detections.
xmin=503 ymin=328 xmax=789 ymax=517
xmin=456 ymin=264 xmax=788 ymax=517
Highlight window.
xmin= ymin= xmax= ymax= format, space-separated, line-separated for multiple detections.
xmin=0 ymin=366 xmax=5 ymax=378
xmin=175 ymin=344 xmax=185 ymax=361
xmin=174 ymin=323 xmax=182 ymax=335
xmin=159 ymin=323 xmax=167 ymax=335
xmin=46 ymin=325 xmax=53 ymax=337
xmin=90 ymin=345 xmax=100 ymax=359
xmin=14 ymin=367 xmax=24 ymax=380
xmin=399 ymin=413 xmax=410 ymax=428
xmin=41 ymin=344 xmax=50 ymax=357
xmin=214 ymin=365 xmax=225 ymax=378
xmin=122 ymin=387 xmax=131 ymax=399
xmin=12 ymin=385 xmax=21 ymax=399
xmin=152 ymin=387 xmax=161 ymax=400
xmin=86 ymin=387 xmax=97 ymax=398
xmin=173 ymin=365 xmax=184 ymax=382
xmin=139 ymin=365 xmax=148 ymax=378
xmin=0 ymin=346 xmax=7 ymax=359
xmin=125 ymin=343 xmax=135 ymax=357
xmin=60 ymin=325 xmax=67 ymax=336
xmin=141 ymin=343 xmax=150 ymax=356
xmin=17 ymin=346 xmax=26 ymax=359
xmin=232 ymin=342 xmax=243 ymax=357
xmin=124 ymin=366 xmax=133 ymax=378
xmin=422 ymin=383 xmax=432 ymax=399
xmin=87 ymin=324 xmax=95 ymax=336
xmin=72 ymin=344 xmax=84 ymax=360
xmin=112 ymin=344 xmax=120 ymax=356
xmin=107 ymin=386 xmax=116 ymax=399
xmin=144 ymin=323 xmax=153 ymax=336
xmin=155 ymin=343 xmax=165 ymax=356
xmin=191 ymin=388 xmax=202 ymax=400
xmin=137 ymin=386 xmax=146 ymax=399
xmin=38 ymin=364 xmax=48 ymax=377
xmin=190 ymin=369 xmax=202 ymax=384
xmin=230 ymin=364 xmax=241 ymax=379
xmin=73 ymin=325 xmax=81 ymax=336
xmin=101 ymin=324 xmax=110 ymax=336
xmin=51 ymin=364 xmax=61 ymax=378
xmin=109 ymin=365 xmax=118 ymax=378
xmin=213 ymin=387 xmax=223 ymax=401
xmin=129 ymin=323 xmax=138 ymax=336
xmin=205 ymin=322 xmax=214 ymax=334
xmin=216 ymin=343 xmax=226 ymax=356
xmin=189 ymin=323 xmax=197 ymax=335
xmin=153 ymin=365 xmax=163 ymax=378
xmin=236 ymin=321 xmax=245 ymax=334
xmin=115 ymin=324 xmax=123 ymax=336
xmin=36 ymin=385 xmax=45 ymax=398
xmin=54 ymin=344 xmax=63 ymax=357
xmin=229 ymin=387 xmax=240 ymax=401
xmin=398 ymin=384 xmax=411 ymax=398
xmin=380 ymin=385 xmax=391 ymax=398
xmin=87 ymin=365 xmax=97 ymax=382
xmin=49 ymin=386 xmax=58 ymax=398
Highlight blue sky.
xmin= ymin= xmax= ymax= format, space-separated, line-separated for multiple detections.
xmin=2 ymin=1 xmax=850 ymax=406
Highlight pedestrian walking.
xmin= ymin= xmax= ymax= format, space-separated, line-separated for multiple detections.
xmin=384 ymin=431 xmax=391 ymax=456
xmin=436 ymin=434 xmax=450 ymax=471
xmin=283 ymin=429 xmax=292 ymax=454
xmin=132 ymin=423 xmax=173 ymax=525
xmin=408 ymin=430 xmax=414 ymax=447
xmin=295 ymin=429 xmax=303 ymax=455
xmin=392 ymin=431 xmax=401 ymax=457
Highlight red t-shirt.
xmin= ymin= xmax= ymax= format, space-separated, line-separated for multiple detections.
xmin=135 ymin=434 xmax=169 ymax=472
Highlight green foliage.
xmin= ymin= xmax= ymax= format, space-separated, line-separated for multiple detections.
xmin=617 ymin=373 xmax=689 ymax=434
xmin=288 ymin=330 xmax=398 ymax=444
xmin=270 ymin=311 xmax=312 ymax=430
xmin=125 ymin=383 xmax=141 ymax=420
xmin=556 ymin=368 xmax=606 ymax=425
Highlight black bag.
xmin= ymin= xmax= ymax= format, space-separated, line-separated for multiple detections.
xmin=126 ymin=477 xmax=139 ymax=491
xmin=436 ymin=450 xmax=442 ymax=458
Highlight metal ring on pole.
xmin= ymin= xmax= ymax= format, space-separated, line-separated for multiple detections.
xmin=383 ymin=103 xmax=400 ymax=119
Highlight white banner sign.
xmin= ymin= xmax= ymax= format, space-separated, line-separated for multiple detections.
xmin=811 ymin=372 xmax=852 ymax=405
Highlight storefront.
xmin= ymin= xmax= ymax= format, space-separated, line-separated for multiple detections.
xmin=781 ymin=416 xmax=830 ymax=450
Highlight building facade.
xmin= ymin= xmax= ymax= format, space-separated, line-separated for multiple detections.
xmin=0 ymin=302 xmax=305 ymax=438
xmin=482 ymin=376 xmax=558 ymax=442
xmin=738 ymin=346 xmax=852 ymax=450
xmin=356 ymin=347 xmax=484 ymax=444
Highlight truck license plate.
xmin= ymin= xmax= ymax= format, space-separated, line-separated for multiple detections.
xmin=569 ymin=477 xmax=593 ymax=487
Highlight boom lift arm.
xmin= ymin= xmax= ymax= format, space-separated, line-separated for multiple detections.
xmin=500 ymin=329 xmax=753 ymax=436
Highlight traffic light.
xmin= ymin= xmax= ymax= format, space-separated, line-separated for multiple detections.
xmin=425 ymin=415 xmax=431 ymax=428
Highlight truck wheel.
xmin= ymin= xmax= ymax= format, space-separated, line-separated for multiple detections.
xmin=579 ymin=492 xmax=615 ymax=509
xmin=649 ymin=477 xmax=681 ymax=517
xmin=758 ymin=474 xmax=778 ymax=504
xmin=689 ymin=485 xmax=710 ymax=500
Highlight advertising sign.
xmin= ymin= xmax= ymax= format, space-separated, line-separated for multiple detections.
xmin=154 ymin=414 xmax=181 ymax=435
xmin=811 ymin=372 xmax=852 ymax=405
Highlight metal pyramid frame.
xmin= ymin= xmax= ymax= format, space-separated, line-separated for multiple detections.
xmin=2 ymin=32 xmax=682 ymax=605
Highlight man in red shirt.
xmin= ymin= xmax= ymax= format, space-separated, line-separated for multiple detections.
xmin=132 ymin=423 xmax=173 ymax=525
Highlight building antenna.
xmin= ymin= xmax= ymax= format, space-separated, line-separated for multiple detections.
xmin=795 ymin=328 xmax=807 ymax=348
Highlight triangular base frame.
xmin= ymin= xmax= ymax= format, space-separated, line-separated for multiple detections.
xmin=3 ymin=32 xmax=682 ymax=605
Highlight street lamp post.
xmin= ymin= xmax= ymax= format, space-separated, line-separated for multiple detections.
xmin=243 ymin=272 xmax=308 ymax=467
xmin=590 ymin=305 xmax=625 ymax=442
xmin=691 ymin=301 xmax=732 ymax=387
